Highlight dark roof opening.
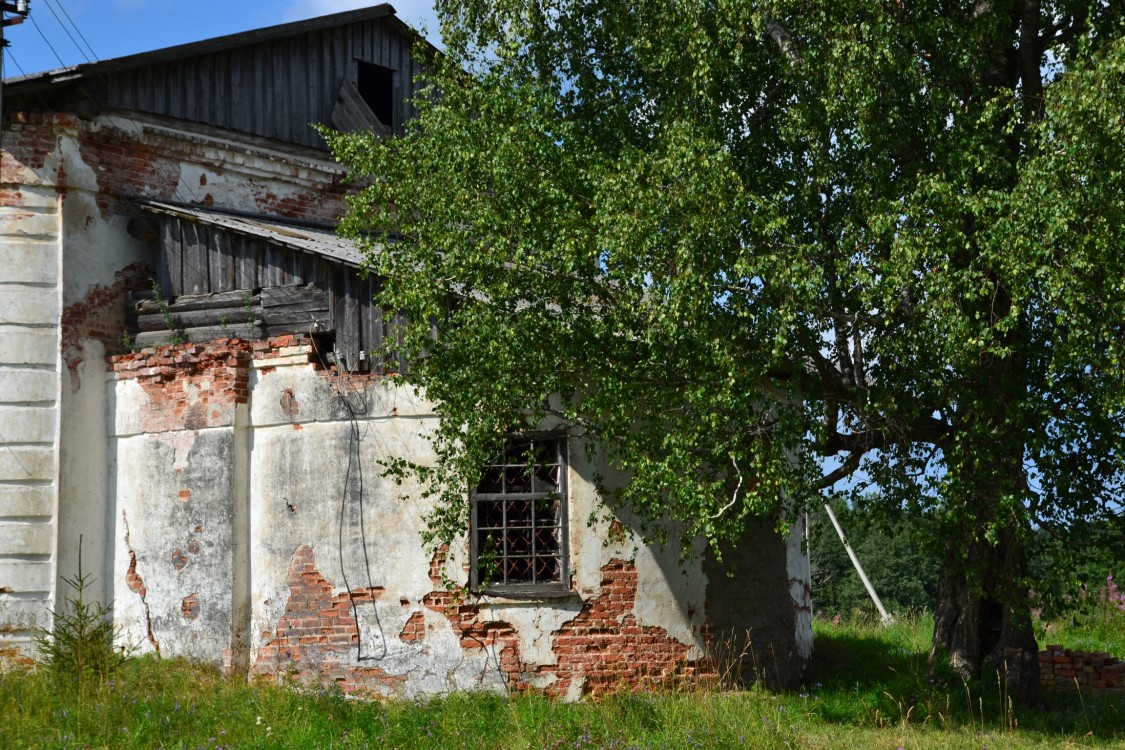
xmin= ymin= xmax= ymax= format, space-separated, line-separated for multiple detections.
xmin=357 ymin=60 xmax=396 ymax=130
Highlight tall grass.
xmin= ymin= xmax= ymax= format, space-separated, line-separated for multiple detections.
xmin=3 ymin=612 xmax=1122 ymax=750
xmin=1034 ymin=574 xmax=1125 ymax=656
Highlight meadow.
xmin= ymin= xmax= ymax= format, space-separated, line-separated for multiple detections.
xmin=2 ymin=609 xmax=1122 ymax=750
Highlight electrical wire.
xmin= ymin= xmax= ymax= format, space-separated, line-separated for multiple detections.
xmin=28 ymin=13 xmax=65 ymax=69
xmin=5 ymin=47 xmax=27 ymax=77
xmin=326 ymin=344 xmax=388 ymax=662
xmin=43 ymin=0 xmax=97 ymax=61
xmin=39 ymin=0 xmax=91 ymax=63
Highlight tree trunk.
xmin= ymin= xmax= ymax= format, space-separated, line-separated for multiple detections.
xmin=930 ymin=520 xmax=1042 ymax=706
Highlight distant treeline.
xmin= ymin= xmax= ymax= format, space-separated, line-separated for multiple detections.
xmin=809 ymin=499 xmax=1124 ymax=619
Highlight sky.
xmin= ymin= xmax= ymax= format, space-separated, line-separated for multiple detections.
xmin=1 ymin=0 xmax=440 ymax=79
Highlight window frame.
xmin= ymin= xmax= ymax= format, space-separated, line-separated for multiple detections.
xmin=469 ymin=434 xmax=571 ymax=598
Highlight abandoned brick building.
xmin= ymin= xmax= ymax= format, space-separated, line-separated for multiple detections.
xmin=0 ymin=4 xmax=812 ymax=697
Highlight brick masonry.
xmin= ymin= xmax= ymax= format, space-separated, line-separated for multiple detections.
xmin=1039 ymin=645 xmax=1125 ymax=694
xmin=111 ymin=339 xmax=253 ymax=433
xmin=251 ymin=545 xmax=719 ymax=697
xmin=252 ymin=544 xmax=392 ymax=694
xmin=416 ymin=551 xmax=717 ymax=696
xmin=60 ymin=263 xmax=151 ymax=372
xmin=110 ymin=334 xmax=319 ymax=434
xmin=536 ymin=559 xmax=718 ymax=696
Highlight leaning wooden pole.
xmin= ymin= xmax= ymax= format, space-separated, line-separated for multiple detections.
xmin=822 ymin=503 xmax=895 ymax=625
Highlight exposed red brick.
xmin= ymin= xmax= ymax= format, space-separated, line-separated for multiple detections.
xmin=398 ymin=611 xmax=426 ymax=642
xmin=537 ymin=560 xmax=717 ymax=696
xmin=60 ymin=263 xmax=150 ymax=373
xmin=253 ymin=545 xmax=389 ymax=694
xmin=421 ymin=553 xmax=716 ymax=696
xmin=182 ymin=593 xmax=200 ymax=620
xmin=125 ymin=550 xmax=147 ymax=598
xmin=280 ymin=388 xmax=299 ymax=418
xmin=111 ymin=339 xmax=254 ymax=433
xmin=1039 ymin=645 xmax=1124 ymax=694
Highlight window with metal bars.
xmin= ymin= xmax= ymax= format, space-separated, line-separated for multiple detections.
xmin=471 ymin=436 xmax=569 ymax=596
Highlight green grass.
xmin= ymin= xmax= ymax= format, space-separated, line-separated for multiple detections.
xmin=2 ymin=613 xmax=1122 ymax=750
xmin=1035 ymin=596 xmax=1125 ymax=657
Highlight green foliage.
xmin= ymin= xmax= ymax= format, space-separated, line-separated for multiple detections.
xmin=810 ymin=500 xmax=941 ymax=617
xmin=35 ymin=542 xmax=123 ymax=693
xmin=326 ymin=0 xmax=1125 ymax=675
xmin=1028 ymin=519 xmax=1125 ymax=619
xmin=151 ymin=280 xmax=186 ymax=345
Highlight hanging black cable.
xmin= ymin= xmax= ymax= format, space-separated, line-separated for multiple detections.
xmin=6 ymin=47 xmax=26 ymax=76
xmin=326 ymin=351 xmax=387 ymax=662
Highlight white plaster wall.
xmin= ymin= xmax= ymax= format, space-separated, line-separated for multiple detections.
xmin=0 ymin=175 xmax=61 ymax=653
xmin=100 ymin=350 xmax=813 ymax=695
xmin=0 ymin=107 xmax=813 ymax=686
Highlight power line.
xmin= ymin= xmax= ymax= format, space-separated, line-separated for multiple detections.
xmin=28 ymin=12 xmax=65 ymax=68
xmin=40 ymin=0 xmax=92 ymax=63
xmin=43 ymin=0 xmax=96 ymax=61
xmin=5 ymin=47 xmax=27 ymax=76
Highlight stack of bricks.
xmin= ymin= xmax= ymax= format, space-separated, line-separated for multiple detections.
xmin=1039 ymin=645 xmax=1125 ymax=694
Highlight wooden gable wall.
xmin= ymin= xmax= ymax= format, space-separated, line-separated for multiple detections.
xmin=143 ymin=216 xmax=406 ymax=374
xmin=102 ymin=17 xmax=424 ymax=149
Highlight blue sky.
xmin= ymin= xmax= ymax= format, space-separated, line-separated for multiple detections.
xmin=2 ymin=0 xmax=440 ymax=79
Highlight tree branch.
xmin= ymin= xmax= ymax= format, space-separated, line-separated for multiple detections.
xmin=814 ymin=450 xmax=863 ymax=489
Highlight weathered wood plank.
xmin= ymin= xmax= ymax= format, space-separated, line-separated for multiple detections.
xmin=259 ymin=308 xmax=332 ymax=330
xmin=132 ymin=289 xmax=257 ymax=315
xmin=233 ymin=235 xmax=257 ymax=290
xmin=261 ymin=284 xmax=330 ymax=309
xmin=134 ymin=323 xmax=265 ymax=346
xmin=261 ymin=244 xmax=281 ymax=288
xmin=333 ymin=269 xmax=361 ymax=371
xmin=361 ymin=275 xmax=384 ymax=372
xmin=155 ymin=219 xmax=173 ymax=297
xmin=132 ymin=304 xmax=258 ymax=333
xmin=209 ymin=228 xmax=235 ymax=292
xmin=181 ymin=220 xmax=210 ymax=295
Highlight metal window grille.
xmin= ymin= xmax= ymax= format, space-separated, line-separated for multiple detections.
xmin=471 ymin=436 xmax=568 ymax=594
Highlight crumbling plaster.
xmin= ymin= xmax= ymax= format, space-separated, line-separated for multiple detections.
xmin=2 ymin=106 xmax=813 ymax=695
xmin=1 ymin=107 xmax=347 ymax=656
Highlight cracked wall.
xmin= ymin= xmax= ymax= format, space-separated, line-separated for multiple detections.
xmin=2 ymin=106 xmax=812 ymax=691
xmin=101 ymin=334 xmax=811 ymax=698
xmin=1 ymin=107 xmax=351 ymax=659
